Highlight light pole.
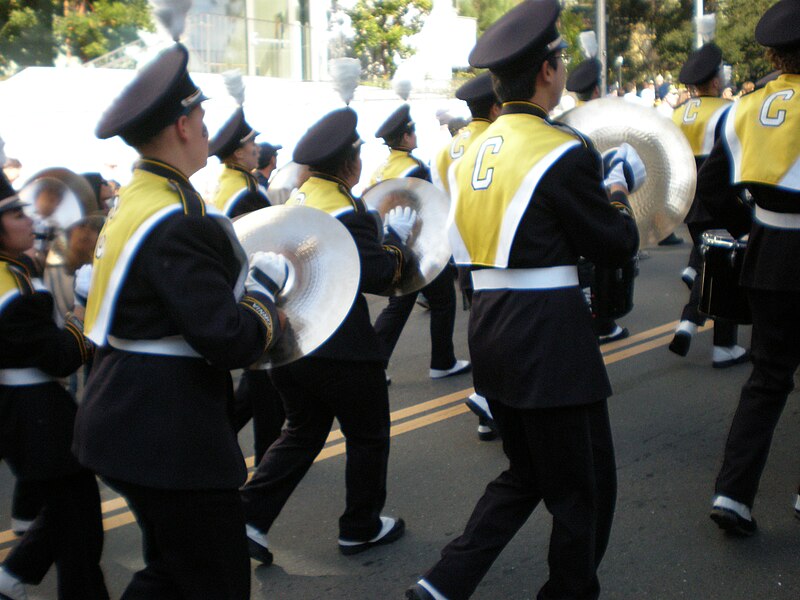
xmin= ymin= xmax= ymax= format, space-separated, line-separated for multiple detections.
xmin=597 ymin=0 xmax=607 ymax=94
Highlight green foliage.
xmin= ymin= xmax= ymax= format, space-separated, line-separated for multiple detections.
xmin=716 ymin=0 xmax=777 ymax=84
xmin=347 ymin=0 xmax=433 ymax=79
xmin=457 ymin=0 xmax=516 ymax=36
xmin=0 ymin=1 xmax=153 ymax=75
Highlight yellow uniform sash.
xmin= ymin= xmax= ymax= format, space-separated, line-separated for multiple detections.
xmin=449 ymin=103 xmax=580 ymax=267
xmin=724 ymin=74 xmax=800 ymax=191
xmin=287 ymin=174 xmax=359 ymax=217
xmin=432 ymin=119 xmax=490 ymax=195
xmin=211 ymin=164 xmax=259 ymax=216
xmin=86 ymin=159 xmax=247 ymax=346
xmin=369 ymin=149 xmax=423 ymax=186
xmin=672 ymin=96 xmax=731 ymax=157
xmin=0 ymin=256 xmax=37 ymax=314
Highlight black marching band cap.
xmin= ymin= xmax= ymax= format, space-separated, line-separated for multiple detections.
xmin=455 ymin=72 xmax=496 ymax=104
xmin=0 ymin=171 xmax=25 ymax=213
xmin=95 ymin=44 xmax=207 ymax=145
xmin=208 ymin=108 xmax=258 ymax=158
xmin=566 ymin=58 xmax=602 ymax=94
xmin=755 ymin=0 xmax=800 ymax=49
xmin=375 ymin=104 xmax=415 ymax=141
xmin=257 ymin=142 xmax=283 ymax=169
xmin=679 ymin=43 xmax=723 ymax=85
xmin=468 ymin=0 xmax=566 ymax=74
xmin=293 ymin=107 xmax=363 ymax=166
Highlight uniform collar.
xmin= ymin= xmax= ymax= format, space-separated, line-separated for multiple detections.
xmin=136 ymin=158 xmax=193 ymax=187
xmin=500 ymin=101 xmax=549 ymax=119
xmin=0 ymin=252 xmax=33 ymax=276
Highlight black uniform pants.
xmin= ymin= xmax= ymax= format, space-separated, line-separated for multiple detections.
xmin=242 ymin=357 xmax=390 ymax=541
xmin=104 ymin=478 xmax=249 ymax=600
xmin=374 ymin=264 xmax=457 ymax=370
xmin=682 ymin=227 xmax=738 ymax=346
xmin=3 ymin=470 xmax=107 ymax=600
xmin=423 ymin=400 xmax=616 ymax=600
xmin=715 ymin=288 xmax=800 ymax=508
xmin=231 ymin=369 xmax=285 ymax=464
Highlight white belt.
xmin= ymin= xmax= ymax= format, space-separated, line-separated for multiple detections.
xmin=0 ymin=368 xmax=55 ymax=386
xmin=755 ymin=206 xmax=800 ymax=230
xmin=472 ymin=266 xmax=579 ymax=290
xmin=107 ymin=335 xmax=202 ymax=358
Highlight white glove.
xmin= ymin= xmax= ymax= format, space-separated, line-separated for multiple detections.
xmin=384 ymin=206 xmax=418 ymax=243
xmin=603 ymin=143 xmax=647 ymax=194
xmin=73 ymin=264 xmax=93 ymax=307
xmin=246 ymin=251 xmax=289 ymax=302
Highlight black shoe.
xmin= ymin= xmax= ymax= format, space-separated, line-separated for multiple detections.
xmin=247 ymin=537 xmax=274 ymax=566
xmin=598 ymin=325 xmax=629 ymax=345
xmin=669 ymin=331 xmax=691 ymax=357
xmin=406 ymin=583 xmax=436 ymax=600
xmin=658 ymin=232 xmax=684 ymax=246
xmin=710 ymin=507 xmax=758 ymax=536
xmin=339 ymin=517 xmax=405 ymax=555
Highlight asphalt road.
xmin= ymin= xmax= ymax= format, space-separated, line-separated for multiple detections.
xmin=2 ymin=227 xmax=798 ymax=599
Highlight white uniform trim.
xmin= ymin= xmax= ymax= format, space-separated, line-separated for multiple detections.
xmin=222 ymin=186 xmax=250 ymax=217
xmin=779 ymin=155 xmax=800 ymax=190
xmin=754 ymin=206 xmax=800 ymax=229
xmin=701 ymin=105 xmax=730 ymax=156
xmin=495 ymin=140 xmax=580 ymax=267
xmin=472 ymin=266 xmax=579 ymax=290
xmin=0 ymin=289 xmax=20 ymax=314
xmin=330 ymin=206 xmax=355 ymax=219
xmin=724 ymin=102 xmax=744 ymax=184
xmin=0 ymin=368 xmax=55 ymax=386
xmin=107 ymin=334 xmax=202 ymax=358
xmin=712 ymin=495 xmax=752 ymax=521
xmin=446 ymin=161 xmax=471 ymax=266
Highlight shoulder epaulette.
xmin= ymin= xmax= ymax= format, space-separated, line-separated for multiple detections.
xmin=169 ymin=180 xmax=207 ymax=217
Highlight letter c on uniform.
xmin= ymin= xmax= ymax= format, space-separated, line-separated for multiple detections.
xmin=759 ymin=90 xmax=794 ymax=127
xmin=472 ymin=137 xmax=503 ymax=190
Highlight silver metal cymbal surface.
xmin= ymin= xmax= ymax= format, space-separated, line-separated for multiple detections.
xmin=234 ymin=204 xmax=361 ymax=367
xmin=558 ymin=97 xmax=696 ymax=248
xmin=362 ymin=178 xmax=452 ymax=295
xmin=19 ymin=167 xmax=98 ymax=229
xmin=266 ymin=161 xmax=310 ymax=205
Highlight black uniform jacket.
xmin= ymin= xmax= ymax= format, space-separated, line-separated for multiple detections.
xmin=453 ymin=103 xmax=639 ymax=409
xmin=213 ymin=164 xmax=271 ymax=219
xmin=74 ymin=159 xmax=280 ymax=490
xmin=288 ymin=174 xmax=412 ymax=362
xmin=1 ymin=254 xmax=91 ymax=479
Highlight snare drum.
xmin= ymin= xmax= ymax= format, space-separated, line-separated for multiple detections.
xmin=699 ymin=230 xmax=751 ymax=324
xmin=591 ymin=256 xmax=638 ymax=320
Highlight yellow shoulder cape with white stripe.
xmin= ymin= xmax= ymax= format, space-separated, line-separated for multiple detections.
xmin=724 ymin=74 xmax=800 ymax=191
xmin=287 ymin=175 xmax=357 ymax=218
xmin=450 ymin=108 xmax=580 ymax=268
xmin=672 ymin=96 xmax=731 ymax=157
xmin=432 ymin=119 xmax=490 ymax=195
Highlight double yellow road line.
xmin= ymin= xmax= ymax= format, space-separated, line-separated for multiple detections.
xmin=0 ymin=319 xmax=707 ymax=559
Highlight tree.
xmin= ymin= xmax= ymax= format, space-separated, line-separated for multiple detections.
xmin=0 ymin=1 xmax=153 ymax=76
xmin=716 ymin=0 xmax=777 ymax=85
xmin=456 ymin=0 xmax=516 ymax=37
xmin=347 ymin=0 xmax=432 ymax=79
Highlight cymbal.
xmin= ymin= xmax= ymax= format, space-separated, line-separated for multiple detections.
xmin=266 ymin=161 xmax=310 ymax=205
xmin=362 ymin=178 xmax=452 ymax=295
xmin=19 ymin=167 xmax=99 ymax=229
xmin=233 ymin=204 xmax=361 ymax=367
xmin=558 ymin=98 xmax=696 ymax=248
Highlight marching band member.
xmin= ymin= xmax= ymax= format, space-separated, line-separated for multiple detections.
xmin=698 ymin=0 xmax=800 ymax=536
xmin=432 ymin=72 xmax=502 ymax=441
xmin=668 ymin=43 xmax=749 ymax=368
xmin=406 ymin=1 xmax=642 ymax=598
xmin=242 ymin=107 xmax=412 ymax=564
xmin=371 ymin=104 xmax=471 ymax=384
xmin=72 ymin=43 xmax=284 ymax=598
xmin=209 ymin=108 xmax=270 ymax=218
xmin=0 ymin=173 xmax=107 ymax=600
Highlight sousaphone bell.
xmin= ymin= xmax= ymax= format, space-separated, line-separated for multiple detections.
xmin=234 ymin=204 xmax=361 ymax=367
xmin=362 ymin=178 xmax=452 ymax=295
xmin=18 ymin=167 xmax=99 ymax=229
xmin=558 ymin=97 xmax=696 ymax=248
